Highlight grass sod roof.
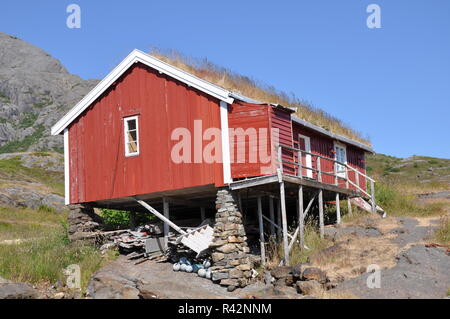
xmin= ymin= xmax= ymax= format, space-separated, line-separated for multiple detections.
xmin=149 ymin=48 xmax=371 ymax=147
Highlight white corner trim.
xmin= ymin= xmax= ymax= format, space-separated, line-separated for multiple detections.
xmin=220 ymin=101 xmax=232 ymax=184
xmin=51 ymin=49 xmax=234 ymax=136
xmin=64 ymin=128 xmax=70 ymax=205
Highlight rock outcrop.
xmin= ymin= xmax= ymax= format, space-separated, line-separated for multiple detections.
xmin=0 ymin=32 xmax=98 ymax=153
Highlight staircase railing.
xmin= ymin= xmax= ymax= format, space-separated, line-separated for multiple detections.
xmin=277 ymin=144 xmax=377 ymax=214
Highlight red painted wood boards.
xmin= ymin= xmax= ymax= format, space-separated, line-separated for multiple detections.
xmin=68 ymin=63 xmax=224 ymax=204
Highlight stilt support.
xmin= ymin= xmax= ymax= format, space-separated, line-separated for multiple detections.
xmin=257 ymin=196 xmax=266 ymax=266
xmin=336 ymin=193 xmax=341 ymax=224
xmin=318 ymin=189 xmax=324 ymax=238
xmin=279 ymin=181 xmax=289 ymax=265
xmin=298 ymin=186 xmax=304 ymax=249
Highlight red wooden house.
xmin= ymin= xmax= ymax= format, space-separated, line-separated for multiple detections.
xmin=52 ymin=50 xmax=378 ymax=266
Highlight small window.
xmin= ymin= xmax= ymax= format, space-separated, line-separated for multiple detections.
xmin=124 ymin=116 xmax=139 ymax=156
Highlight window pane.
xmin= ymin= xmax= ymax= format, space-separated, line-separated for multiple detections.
xmin=127 ymin=119 xmax=136 ymax=131
xmin=128 ymin=141 xmax=138 ymax=153
xmin=128 ymin=130 xmax=137 ymax=142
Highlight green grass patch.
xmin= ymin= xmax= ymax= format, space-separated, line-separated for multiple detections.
xmin=100 ymin=208 xmax=157 ymax=229
xmin=0 ymin=125 xmax=46 ymax=154
xmin=374 ymin=181 xmax=445 ymax=217
xmin=0 ymin=206 xmax=117 ymax=290
xmin=0 ymin=221 xmax=53 ymax=241
xmin=0 ymin=156 xmax=64 ymax=195
xmin=0 ymin=92 xmax=11 ymax=104
xmin=0 ymin=206 xmax=65 ymax=225
xmin=0 ymin=226 xmax=116 ymax=290
xmin=33 ymin=97 xmax=53 ymax=109
xmin=17 ymin=113 xmax=38 ymax=129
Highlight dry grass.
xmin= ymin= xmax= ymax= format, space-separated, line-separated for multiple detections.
xmin=313 ymin=288 xmax=359 ymax=299
xmin=307 ymin=235 xmax=398 ymax=282
xmin=149 ymin=48 xmax=371 ymax=146
xmin=265 ymin=223 xmax=331 ymax=269
xmin=434 ymin=215 xmax=450 ymax=244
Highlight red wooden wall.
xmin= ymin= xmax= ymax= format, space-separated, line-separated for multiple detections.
xmin=292 ymin=123 xmax=367 ymax=191
xmin=68 ymin=63 xmax=224 ymax=204
xmin=269 ymin=107 xmax=295 ymax=175
xmin=228 ymin=102 xmax=274 ymax=179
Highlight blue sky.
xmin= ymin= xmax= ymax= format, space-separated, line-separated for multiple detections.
xmin=1 ymin=1 xmax=449 ymax=158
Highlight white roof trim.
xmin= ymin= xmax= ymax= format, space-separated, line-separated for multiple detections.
xmin=292 ymin=115 xmax=374 ymax=153
xmin=51 ymin=49 xmax=234 ymax=135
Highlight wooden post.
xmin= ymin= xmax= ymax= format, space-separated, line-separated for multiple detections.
xmin=298 ymin=185 xmax=305 ymax=249
xmin=298 ymin=150 xmax=303 ymax=178
xmin=318 ymin=189 xmax=324 ymax=238
xmin=257 ymin=196 xmax=266 ymax=265
xmin=345 ymin=166 xmax=349 ymax=189
xmin=279 ymin=182 xmax=290 ymax=265
xmin=277 ymin=145 xmax=283 ymax=172
xmin=269 ymin=196 xmax=275 ymax=235
xmin=347 ymin=198 xmax=353 ymax=216
xmin=317 ymin=156 xmax=322 ymax=182
xmin=163 ymin=198 xmax=170 ymax=249
xmin=277 ymin=200 xmax=282 ymax=238
xmin=334 ymin=160 xmax=338 ymax=186
xmin=336 ymin=193 xmax=341 ymax=224
xmin=200 ymin=207 xmax=205 ymax=221
xmin=371 ymin=180 xmax=376 ymax=214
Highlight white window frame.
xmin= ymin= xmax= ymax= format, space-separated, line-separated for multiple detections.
xmin=124 ymin=115 xmax=140 ymax=157
xmin=298 ymin=134 xmax=313 ymax=178
xmin=334 ymin=142 xmax=347 ymax=178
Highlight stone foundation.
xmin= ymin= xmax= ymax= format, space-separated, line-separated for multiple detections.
xmin=68 ymin=204 xmax=103 ymax=241
xmin=209 ymin=188 xmax=253 ymax=288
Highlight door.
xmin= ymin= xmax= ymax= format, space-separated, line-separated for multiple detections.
xmin=334 ymin=143 xmax=347 ymax=178
xmin=298 ymin=134 xmax=313 ymax=178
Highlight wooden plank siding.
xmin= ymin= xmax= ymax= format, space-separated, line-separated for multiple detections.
xmin=228 ymin=102 xmax=274 ymax=179
xmin=68 ymin=63 xmax=224 ymax=204
xmin=292 ymin=122 xmax=368 ymax=191
xmin=269 ymin=107 xmax=295 ymax=175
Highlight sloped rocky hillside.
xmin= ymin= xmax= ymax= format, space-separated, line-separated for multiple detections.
xmin=0 ymin=32 xmax=98 ymax=153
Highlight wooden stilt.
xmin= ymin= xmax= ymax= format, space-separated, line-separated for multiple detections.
xmin=277 ymin=200 xmax=282 ymax=238
xmin=279 ymin=182 xmax=290 ymax=265
xmin=347 ymin=198 xmax=353 ymax=216
xmin=257 ymin=196 xmax=266 ymax=265
xmin=298 ymin=185 xmax=304 ymax=248
xmin=318 ymin=189 xmax=324 ymax=238
xmin=200 ymin=207 xmax=205 ymax=221
xmin=269 ymin=196 xmax=275 ymax=235
xmin=336 ymin=193 xmax=341 ymax=224
xmin=370 ymin=180 xmax=376 ymax=214
xmin=163 ymin=197 xmax=170 ymax=249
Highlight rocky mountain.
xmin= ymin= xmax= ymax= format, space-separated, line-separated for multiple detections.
xmin=0 ymin=32 xmax=98 ymax=153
